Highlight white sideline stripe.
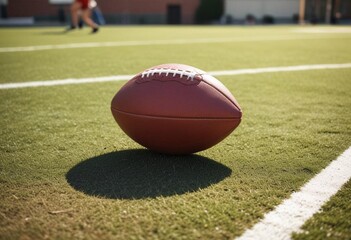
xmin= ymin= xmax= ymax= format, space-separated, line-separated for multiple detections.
xmin=236 ymin=146 xmax=351 ymax=240
xmin=294 ymin=28 xmax=351 ymax=33
xmin=0 ymin=35 xmax=350 ymax=53
xmin=1 ymin=63 xmax=351 ymax=90
xmin=207 ymin=63 xmax=351 ymax=76
xmin=0 ymin=75 xmax=135 ymax=89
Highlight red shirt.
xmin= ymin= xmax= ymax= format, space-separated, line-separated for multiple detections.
xmin=77 ymin=0 xmax=89 ymax=9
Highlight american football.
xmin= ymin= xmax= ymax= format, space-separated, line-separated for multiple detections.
xmin=111 ymin=63 xmax=242 ymax=154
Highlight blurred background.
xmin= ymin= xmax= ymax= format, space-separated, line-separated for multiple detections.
xmin=0 ymin=0 xmax=350 ymax=26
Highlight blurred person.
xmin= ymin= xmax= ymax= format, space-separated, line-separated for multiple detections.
xmin=67 ymin=0 xmax=99 ymax=33
xmin=78 ymin=0 xmax=105 ymax=28
xmin=91 ymin=0 xmax=105 ymax=25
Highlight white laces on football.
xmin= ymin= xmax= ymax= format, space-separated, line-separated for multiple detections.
xmin=141 ymin=68 xmax=197 ymax=81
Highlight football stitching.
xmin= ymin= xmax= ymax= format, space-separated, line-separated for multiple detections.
xmin=141 ymin=68 xmax=199 ymax=81
xmin=112 ymin=108 xmax=240 ymax=120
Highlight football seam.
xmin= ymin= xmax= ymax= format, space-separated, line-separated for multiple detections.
xmin=201 ymin=77 xmax=242 ymax=112
xmin=111 ymin=108 xmax=241 ymax=120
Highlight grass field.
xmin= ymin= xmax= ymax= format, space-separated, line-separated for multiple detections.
xmin=0 ymin=26 xmax=351 ymax=239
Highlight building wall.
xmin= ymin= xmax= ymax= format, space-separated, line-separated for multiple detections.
xmin=225 ymin=0 xmax=299 ymax=21
xmin=8 ymin=0 xmax=61 ymax=17
xmin=4 ymin=0 xmax=351 ymax=24
xmin=340 ymin=0 xmax=351 ymax=18
xmin=225 ymin=0 xmax=351 ymax=23
xmin=99 ymin=0 xmax=200 ymax=24
xmin=304 ymin=0 xmax=351 ymax=23
xmin=6 ymin=0 xmax=200 ymax=24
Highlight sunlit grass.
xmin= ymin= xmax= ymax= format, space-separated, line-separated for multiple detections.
xmin=0 ymin=26 xmax=351 ymax=239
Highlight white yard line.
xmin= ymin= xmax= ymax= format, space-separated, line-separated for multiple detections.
xmin=207 ymin=63 xmax=351 ymax=76
xmin=0 ymin=35 xmax=350 ymax=53
xmin=1 ymin=63 xmax=351 ymax=90
xmin=294 ymin=28 xmax=351 ymax=33
xmin=0 ymin=75 xmax=135 ymax=89
xmin=236 ymin=146 xmax=351 ymax=240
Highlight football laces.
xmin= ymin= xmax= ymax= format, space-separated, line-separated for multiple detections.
xmin=141 ymin=68 xmax=198 ymax=81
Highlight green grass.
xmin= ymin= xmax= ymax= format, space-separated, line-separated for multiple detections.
xmin=1 ymin=26 xmax=351 ymax=83
xmin=293 ymin=181 xmax=351 ymax=240
xmin=0 ymin=26 xmax=351 ymax=239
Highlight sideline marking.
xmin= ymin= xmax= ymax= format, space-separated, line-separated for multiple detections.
xmin=236 ymin=146 xmax=351 ymax=240
xmin=294 ymin=28 xmax=351 ymax=34
xmin=1 ymin=63 xmax=351 ymax=90
xmin=0 ymin=75 xmax=135 ymax=90
xmin=0 ymin=35 xmax=350 ymax=53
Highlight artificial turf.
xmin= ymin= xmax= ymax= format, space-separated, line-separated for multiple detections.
xmin=0 ymin=26 xmax=350 ymax=239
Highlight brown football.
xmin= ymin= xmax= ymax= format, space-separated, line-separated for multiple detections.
xmin=111 ymin=63 xmax=242 ymax=155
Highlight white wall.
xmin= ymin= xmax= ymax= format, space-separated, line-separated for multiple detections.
xmin=225 ymin=0 xmax=299 ymax=19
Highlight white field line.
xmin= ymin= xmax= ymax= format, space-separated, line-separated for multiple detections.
xmin=0 ymin=35 xmax=350 ymax=53
xmin=207 ymin=63 xmax=351 ymax=76
xmin=1 ymin=63 xmax=351 ymax=90
xmin=236 ymin=146 xmax=351 ymax=240
xmin=0 ymin=75 xmax=135 ymax=90
xmin=293 ymin=28 xmax=351 ymax=33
